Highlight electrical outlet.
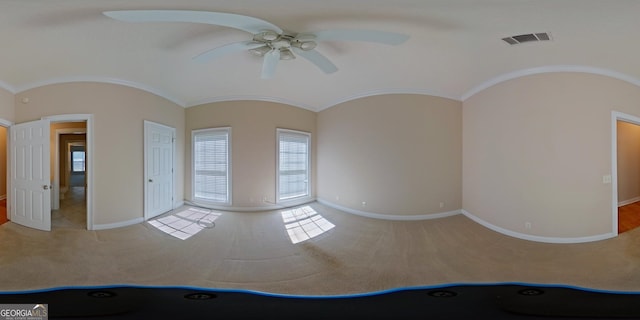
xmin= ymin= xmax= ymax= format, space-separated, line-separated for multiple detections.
xmin=439 ymin=202 xmax=445 ymax=208
xmin=525 ymin=222 xmax=531 ymax=230
xmin=263 ymin=196 xmax=268 ymax=203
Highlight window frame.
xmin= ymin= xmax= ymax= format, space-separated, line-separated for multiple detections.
xmin=71 ymin=149 xmax=86 ymax=173
xmin=276 ymin=128 xmax=311 ymax=203
xmin=191 ymin=127 xmax=232 ymax=206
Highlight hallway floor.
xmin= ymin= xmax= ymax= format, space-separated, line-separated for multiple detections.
xmin=0 ymin=198 xmax=6 ymax=226
xmin=52 ymin=186 xmax=86 ymax=229
xmin=618 ymin=201 xmax=640 ymax=233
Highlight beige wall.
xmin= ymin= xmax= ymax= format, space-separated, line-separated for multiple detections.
xmin=14 ymin=82 xmax=185 ymax=226
xmin=0 ymin=86 xmax=15 ymax=122
xmin=463 ymin=72 xmax=640 ymax=239
xmin=317 ymin=94 xmax=462 ymax=216
xmin=617 ymin=121 xmax=640 ymax=204
xmin=185 ymin=100 xmax=316 ymax=209
xmin=5 ymin=72 xmax=640 ymax=242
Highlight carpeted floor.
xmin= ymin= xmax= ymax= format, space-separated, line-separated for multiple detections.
xmin=2 ymin=194 xmax=640 ymax=318
xmin=2 ymin=199 xmax=640 ymax=296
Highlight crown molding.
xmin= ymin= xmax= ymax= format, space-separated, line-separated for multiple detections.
xmin=0 ymin=80 xmax=16 ymax=93
xmin=187 ymin=88 xmax=460 ymax=112
xmin=461 ymin=65 xmax=640 ymax=101
xmin=186 ymin=95 xmax=316 ymax=112
xmin=7 ymin=65 xmax=640 ymax=111
xmin=317 ymin=88 xmax=461 ymax=111
xmin=14 ymin=76 xmax=186 ymax=107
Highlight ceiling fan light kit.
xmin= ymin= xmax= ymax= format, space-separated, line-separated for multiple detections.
xmin=279 ymin=48 xmax=295 ymax=60
xmin=254 ymin=30 xmax=280 ymax=42
xmin=248 ymin=45 xmax=272 ymax=57
xmin=103 ymin=10 xmax=409 ymax=79
xmin=295 ymin=41 xmax=317 ymax=51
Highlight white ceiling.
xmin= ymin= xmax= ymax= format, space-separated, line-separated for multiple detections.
xmin=2 ymin=0 xmax=640 ymax=111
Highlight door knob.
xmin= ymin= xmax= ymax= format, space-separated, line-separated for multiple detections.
xmin=149 ymin=179 xmax=153 ymax=182
xmin=43 ymin=185 xmax=49 ymax=190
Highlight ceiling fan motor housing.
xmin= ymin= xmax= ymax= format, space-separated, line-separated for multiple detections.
xmin=251 ymin=31 xmax=317 ymax=59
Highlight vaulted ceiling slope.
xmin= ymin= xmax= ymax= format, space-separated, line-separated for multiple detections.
xmin=1 ymin=0 xmax=640 ymax=111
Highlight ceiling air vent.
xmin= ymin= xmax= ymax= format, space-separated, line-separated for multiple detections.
xmin=502 ymin=32 xmax=551 ymax=45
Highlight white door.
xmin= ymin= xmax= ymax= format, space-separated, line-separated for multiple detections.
xmin=144 ymin=121 xmax=174 ymax=220
xmin=10 ymin=119 xmax=51 ymax=231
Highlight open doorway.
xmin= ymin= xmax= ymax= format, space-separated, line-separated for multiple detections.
xmin=612 ymin=111 xmax=640 ymax=235
xmin=8 ymin=114 xmax=93 ymax=231
xmin=0 ymin=125 xmax=7 ymax=226
xmin=52 ymin=121 xmax=87 ymax=230
xmin=615 ymin=119 xmax=640 ymax=233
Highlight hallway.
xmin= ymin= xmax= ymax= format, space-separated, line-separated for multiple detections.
xmin=0 ymin=198 xmax=6 ymax=225
xmin=618 ymin=201 xmax=640 ymax=234
xmin=52 ymin=186 xmax=86 ymax=229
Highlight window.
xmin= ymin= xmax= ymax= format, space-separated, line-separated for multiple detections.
xmin=71 ymin=147 xmax=85 ymax=173
xmin=192 ymin=127 xmax=231 ymax=205
xmin=277 ymin=129 xmax=310 ymax=202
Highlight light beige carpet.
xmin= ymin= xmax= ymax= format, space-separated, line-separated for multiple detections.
xmin=1 ymin=201 xmax=640 ymax=296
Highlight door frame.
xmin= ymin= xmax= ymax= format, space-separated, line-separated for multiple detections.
xmin=143 ymin=120 xmax=176 ymax=220
xmin=0 ymin=118 xmax=11 ymax=221
xmin=43 ymin=114 xmax=94 ymax=230
xmin=610 ymin=111 xmax=640 ymax=236
xmin=53 ymin=127 xmax=86 ymax=210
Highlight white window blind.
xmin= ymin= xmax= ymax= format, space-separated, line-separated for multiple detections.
xmin=193 ymin=128 xmax=230 ymax=204
xmin=278 ymin=129 xmax=310 ymax=201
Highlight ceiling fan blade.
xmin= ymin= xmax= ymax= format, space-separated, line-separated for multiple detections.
xmin=308 ymin=29 xmax=409 ymax=45
xmin=261 ymin=50 xmax=280 ymax=79
xmin=193 ymin=41 xmax=264 ymax=63
xmin=292 ymin=48 xmax=338 ymax=74
xmin=103 ymin=10 xmax=283 ymax=34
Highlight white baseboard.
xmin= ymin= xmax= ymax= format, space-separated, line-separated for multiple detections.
xmin=184 ymin=197 xmax=317 ymax=212
xmin=173 ymin=200 xmax=185 ymax=209
xmin=92 ymin=217 xmax=144 ymax=230
xmin=618 ymin=196 xmax=640 ymax=207
xmin=317 ymin=198 xmax=461 ymax=221
xmin=461 ymin=209 xmax=616 ymax=244
xmin=95 ymin=198 xmax=313 ymax=230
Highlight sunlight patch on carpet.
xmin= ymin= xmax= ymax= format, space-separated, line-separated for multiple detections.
xmin=281 ymin=206 xmax=335 ymax=244
xmin=149 ymin=207 xmax=221 ymax=240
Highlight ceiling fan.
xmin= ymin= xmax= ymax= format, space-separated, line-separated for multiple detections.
xmin=102 ymin=10 xmax=409 ymax=79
